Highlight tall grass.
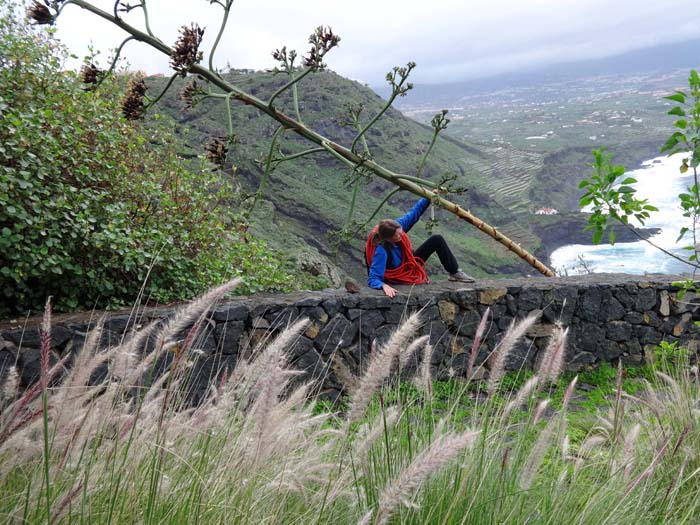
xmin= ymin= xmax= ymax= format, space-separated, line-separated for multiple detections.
xmin=1 ymin=281 xmax=699 ymax=523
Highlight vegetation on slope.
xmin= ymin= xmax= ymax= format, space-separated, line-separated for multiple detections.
xmin=0 ymin=2 xmax=316 ymax=317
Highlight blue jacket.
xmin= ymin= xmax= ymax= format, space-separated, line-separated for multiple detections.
xmin=367 ymin=198 xmax=430 ymax=289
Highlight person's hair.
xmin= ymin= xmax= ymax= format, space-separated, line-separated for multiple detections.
xmin=371 ymin=219 xmax=401 ymax=246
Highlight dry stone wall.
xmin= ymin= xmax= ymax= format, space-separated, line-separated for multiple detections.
xmin=1 ymin=274 xmax=699 ymax=403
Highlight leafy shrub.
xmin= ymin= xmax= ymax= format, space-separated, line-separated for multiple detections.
xmin=0 ymin=0 xmax=310 ymax=316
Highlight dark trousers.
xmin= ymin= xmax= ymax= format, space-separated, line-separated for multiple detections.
xmin=413 ymin=235 xmax=458 ymax=274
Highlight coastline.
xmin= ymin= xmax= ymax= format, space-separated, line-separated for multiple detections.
xmin=532 ymin=213 xmax=661 ymax=267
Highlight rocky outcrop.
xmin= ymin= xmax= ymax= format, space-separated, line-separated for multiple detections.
xmin=1 ymin=274 xmax=698 ymax=403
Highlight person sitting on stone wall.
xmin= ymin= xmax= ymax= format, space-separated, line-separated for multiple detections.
xmin=364 ymin=196 xmax=475 ymax=297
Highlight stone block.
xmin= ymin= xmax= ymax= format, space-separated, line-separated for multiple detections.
xmin=635 ymin=288 xmax=657 ymax=311
xmin=301 ymin=306 xmax=329 ymax=324
xmin=347 ymin=308 xmax=362 ymax=321
xmin=599 ymin=292 xmax=626 ymax=322
xmin=450 ymin=289 xmax=478 ymax=309
xmin=456 ymin=310 xmax=484 ymax=337
xmin=542 ymin=286 xmax=578 ymax=324
xmin=642 ymin=311 xmax=662 ymax=328
xmin=506 ymin=294 xmax=518 ymax=316
xmin=438 ymin=300 xmax=458 ymax=324
xmin=502 ymin=338 xmax=536 ymax=370
xmin=305 ymin=323 xmax=321 ymax=340
xmin=215 ymin=321 xmax=245 ymax=354
xmin=322 ymin=298 xmax=342 ymax=317
xmin=578 ymin=286 xmax=602 ymax=322
xmin=314 ymin=315 xmax=357 ymax=354
xmin=210 ymin=303 xmax=249 ymax=322
xmin=384 ymin=304 xmax=407 ymax=324
xmin=265 ymin=307 xmax=300 ymax=328
xmin=659 ymin=290 xmax=671 ymax=316
xmin=294 ymin=296 xmax=323 ymax=307
xmin=357 ymin=295 xmax=393 ymax=309
xmin=359 ymin=310 xmax=385 ymax=338
xmin=517 ymin=287 xmax=543 ymax=311
xmin=373 ymin=324 xmax=399 ymax=348
xmin=672 ymin=291 xmax=699 ymax=314
xmin=606 ymin=321 xmax=632 ymax=342
xmin=18 ymin=348 xmax=61 ymax=387
xmin=600 ymin=340 xmax=624 ymax=361
xmin=636 ymin=325 xmax=662 ymax=345
xmin=527 ymin=323 xmax=556 ymax=338
xmin=624 ymin=312 xmax=644 ymax=324
xmin=673 ymin=313 xmax=693 ymax=337
xmin=479 ymin=288 xmax=507 ymax=305
xmin=2 ymin=325 xmax=72 ymax=350
xmin=103 ymin=314 xmax=138 ymax=334
xmin=340 ymin=295 xmax=360 ymax=309
xmin=614 ymin=287 xmax=635 ymax=309
xmin=572 ymin=323 xmax=605 ymax=353
xmin=252 ymin=316 xmax=270 ymax=329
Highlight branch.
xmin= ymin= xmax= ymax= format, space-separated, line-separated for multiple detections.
xmin=145 ymin=72 xmax=178 ymax=109
xmin=209 ymin=0 xmax=234 ymax=74
xmin=268 ymin=67 xmax=313 ymax=109
xmin=273 ymin=147 xmax=324 ymax=165
xmin=245 ymin=126 xmax=285 ymax=220
xmin=618 ymin=221 xmax=700 ymax=271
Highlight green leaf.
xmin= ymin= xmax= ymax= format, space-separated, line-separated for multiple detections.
xmin=665 ymin=93 xmax=686 ymax=104
xmin=608 ymin=230 xmax=616 ymax=245
xmin=620 ymin=177 xmax=637 ymax=185
xmin=677 ymin=227 xmax=689 ymax=242
xmin=668 ymin=106 xmax=686 ymax=116
xmin=592 ymin=229 xmax=603 ymax=245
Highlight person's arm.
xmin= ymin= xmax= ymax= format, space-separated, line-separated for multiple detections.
xmin=368 ymin=246 xmax=398 ymax=297
xmin=396 ymin=197 xmax=430 ymax=233
xmin=367 ymin=246 xmax=388 ymax=289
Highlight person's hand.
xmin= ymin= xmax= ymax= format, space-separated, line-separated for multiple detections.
xmin=382 ymin=284 xmax=397 ymax=297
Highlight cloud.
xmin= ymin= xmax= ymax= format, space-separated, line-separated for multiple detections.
xmin=54 ymin=0 xmax=700 ymax=84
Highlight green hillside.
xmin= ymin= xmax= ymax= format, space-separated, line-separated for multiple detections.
xmin=147 ymin=70 xmax=550 ymax=282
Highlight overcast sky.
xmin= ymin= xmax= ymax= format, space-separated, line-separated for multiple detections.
xmin=54 ymin=0 xmax=700 ymax=85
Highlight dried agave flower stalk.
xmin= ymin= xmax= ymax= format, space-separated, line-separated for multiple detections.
xmin=171 ymin=23 xmax=205 ymax=76
xmin=27 ymin=1 xmax=54 ymax=25
xmin=79 ymin=63 xmax=104 ymax=88
xmin=204 ymin=136 xmax=229 ymax=168
xmin=121 ymin=74 xmax=147 ymax=121
xmin=180 ymin=79 xmax=203 ymax=109
xmin=303 ymin=26 xmax=340 ymax=70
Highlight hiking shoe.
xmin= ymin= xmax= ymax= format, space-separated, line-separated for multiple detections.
xmin=448 ymin=270 xmax=475 ymax=283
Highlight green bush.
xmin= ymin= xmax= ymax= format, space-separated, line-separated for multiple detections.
xmin=0 ymin=0 xmax=310 ymax=316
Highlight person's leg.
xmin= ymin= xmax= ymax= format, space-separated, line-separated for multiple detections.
xmin=413 ymin=234 xmax=459 ymax=273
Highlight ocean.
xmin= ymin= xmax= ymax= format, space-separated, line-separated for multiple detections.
xmin=549 ymin=153 xmax=698 ymax=276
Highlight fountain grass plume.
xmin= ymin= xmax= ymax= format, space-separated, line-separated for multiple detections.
xmin=487 ymin=311 xmax=539 ymax=395
xmin=519 ymin=417 xmax=557 ymax=490
xmin=128 ymin=278 xmax=242 ymax=385
xmin=536 ymin=325 xmax=568 ymax=384
xmin=373 ymin=428 xmax=479 ymax=525
xmin=346 ymin=312 xmax=421 ymax=425
xmin=417 ymin=342 xmax=434 ymax=398
xmin=467 ymin=307 xmax=490 ymax=377
xmin=355 ymin=406 xmax=400 ymax=468
xmin=501 ymin=375 xmax=540 ymax=422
